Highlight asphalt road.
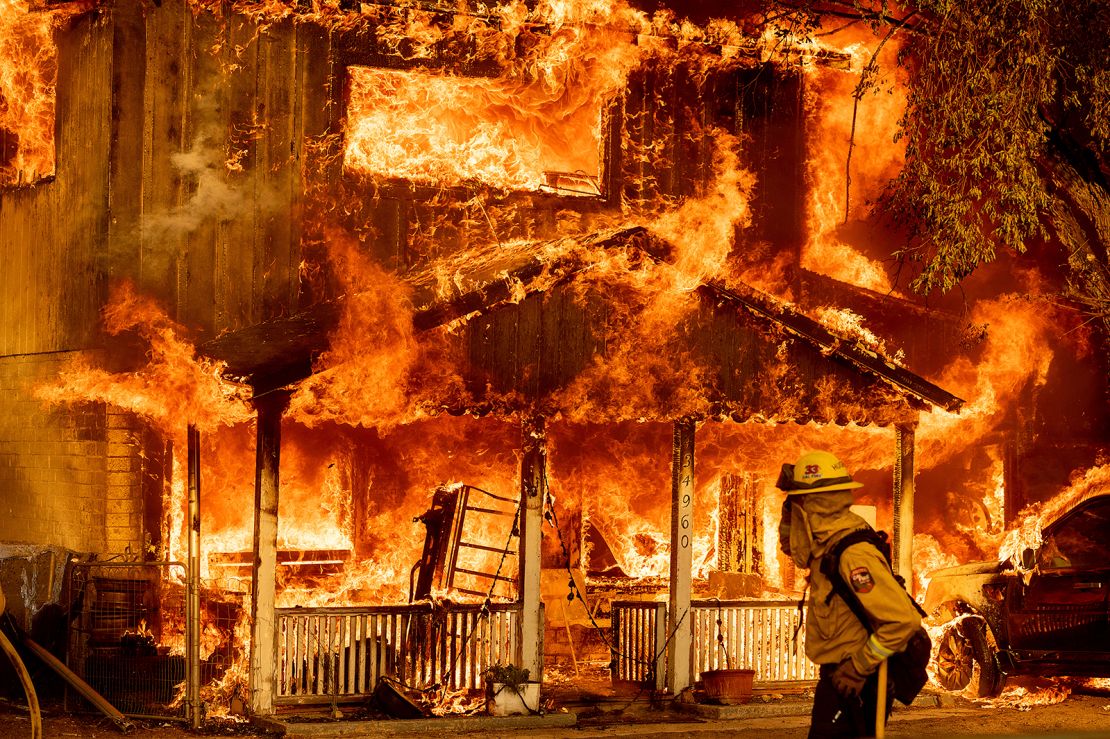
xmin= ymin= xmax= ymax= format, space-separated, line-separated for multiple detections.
xmin=3 ymin=692 xmax=1110 ymax=738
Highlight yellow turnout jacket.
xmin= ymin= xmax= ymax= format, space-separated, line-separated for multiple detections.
xmin=794 ymin=493 xmax=922 ymax=674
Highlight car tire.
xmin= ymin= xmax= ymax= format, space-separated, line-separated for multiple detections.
xmin=934 ymin=618 xmax=1004 ymax=698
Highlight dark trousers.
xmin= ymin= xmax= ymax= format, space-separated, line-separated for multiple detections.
xmin=808 ymin=663 xmax=894 ymax=738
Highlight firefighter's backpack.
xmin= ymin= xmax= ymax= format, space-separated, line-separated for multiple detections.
xmin=819 ymin=528 xmax=932 ymax=705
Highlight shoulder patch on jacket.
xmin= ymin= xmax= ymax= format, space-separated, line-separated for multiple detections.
xmin=849 ymin=566 xmax=874 ymax=594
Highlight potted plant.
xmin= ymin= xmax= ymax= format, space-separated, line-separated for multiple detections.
xmin=484 ymin=663 xmax=540 ymax=716
xmin=699 ymin=605 xmax=756 ymax=705
xmin=700 ymin=667 xmax=756 ymax=705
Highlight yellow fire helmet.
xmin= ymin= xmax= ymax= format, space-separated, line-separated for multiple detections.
xmin=775 ymin=450 xmax=864 ymax=495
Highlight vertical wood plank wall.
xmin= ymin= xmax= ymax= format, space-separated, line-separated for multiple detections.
xmin=0 ymin=13 xmax=111 ymax=355
xmin=1 ymin=4 xmax=332 ymax=354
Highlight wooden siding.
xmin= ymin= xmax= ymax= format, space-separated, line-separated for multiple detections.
xmin=135 ymin=5 xmax=321 ymax=335
xmin=0 ymin=3 xmax=806 ymax=355
xmin=0 ymin=4 xmax=330 ymax=354
xmin=0 ymin=13 xmax=111 ymax=355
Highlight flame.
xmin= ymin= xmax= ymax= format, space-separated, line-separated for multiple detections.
xmin=811 ymin=306 xmax=904 ymax=364
xmin=35 ymin=282 xmax=253 ymax=433
xmin=998 ymin=462 xmax=1110 ymax=570
xmin=913 ymin=293 xmax=1062 ymax=564
xmin=0 ymin=0 xmax=58 ymax=184
xmin=342 ymin=1 xmax=647 ymax=193
xmin=199 ymin=603 xmax=252 ymax=718
xmin=34 ymin=283 xmax=253 ymax=565
xmin=286 ymin=234 xmax=434 ymax=431
xmin=977 ymin=683 xmax=1072 ymax=710
xmin=801 ymin=26 xmax=907 ymax=293
xmin=123 ymin=618 xmax=154 ymax=638
xmin=427 ymin=685 xmax=485 ymax=717
xmin=1079 ymin=678 xmax=1110 ymax=692
xmin=912 ymin=533 xmax=960 ymax=594
xmin=549 ymin=420 xmax=892 ymax=585
xmin=345 ymin=66 xmax=601 ymax=194
xmin=650 ymin=131 xmax=754 ymax=287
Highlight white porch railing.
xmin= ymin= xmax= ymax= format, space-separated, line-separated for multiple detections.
xmin=611 ymin=599 xmax=818 ymax=689
xmin=275 ymin=603 xmax=520 ymax=705
xmin=690 ymin=600 xmax=817 ymax=683
xmin=610 ymin=601 xmax=668 ymax=690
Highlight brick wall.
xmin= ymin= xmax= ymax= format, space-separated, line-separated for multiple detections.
xmin=0 ymin=352 xmax=158 ymax=557
xmin=106 ymin=411 xmax=146 ymax=555
xmin=0 ymin=353 xmax=108 ymax=552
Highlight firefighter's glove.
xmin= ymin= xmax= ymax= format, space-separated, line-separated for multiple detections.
xmin=831 ymin=658 xmax=868 ymax=698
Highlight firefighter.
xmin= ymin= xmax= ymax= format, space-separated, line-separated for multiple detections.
xmin=776 ymin=450 xmax=922 ymax=738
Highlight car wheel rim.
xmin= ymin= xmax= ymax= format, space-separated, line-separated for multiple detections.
xmin=935 ymin=626 xmax=974 ymax=691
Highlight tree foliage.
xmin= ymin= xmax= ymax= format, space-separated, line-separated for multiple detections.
xmin=764 ymin=0 xmax=1110 ymax=295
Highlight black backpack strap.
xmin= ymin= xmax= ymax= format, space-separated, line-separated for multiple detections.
xmin=820 ymin=529 xmax=926 ymax=633
xmin=820 ymin=531 xmax=877 ymax=633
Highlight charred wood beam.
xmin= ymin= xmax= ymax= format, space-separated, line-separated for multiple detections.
xmin=199 ymin=301 xmax=343 ymax=392
xmin=199 ymin=227 xmax=665 ymax=393
xmin=410 ymin=226 xmax=667 ymax=330
xmin=413 ymin=226 xmax=962 ymax=415
xmin=411 ymin=256 xmax=550 ymax=331
xmin=199 ymin=225 xmax=962 ymax=419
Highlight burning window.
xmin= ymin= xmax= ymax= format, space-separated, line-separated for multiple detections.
xmin=0 ymin=1 xmax=58 ymax=186
xmin=344 ymin=66 xmax=605 ymax=196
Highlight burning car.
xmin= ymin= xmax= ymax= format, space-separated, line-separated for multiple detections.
xmin=923 ymin=493 xmax=1110 ymax=697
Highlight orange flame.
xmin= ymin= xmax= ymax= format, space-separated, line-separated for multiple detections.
xmin=35 ymin=282 xmax=253 ymax=433
xmin=912 ymin=533 xmax=960 ymax=594
xmin=998 ymin=462 xmax=1110 ymax=569
xmin=801 ymin=27 xmax=907 ymax=293
xmin=977 ymin=683 xmax=1072 ymax=710
xmin=343 ymin=1 xmax=647 ymax=193
xmin=0 ymin=0 xmax=59 ymax=184
xmin=29 ymin=0 xmax=1110 ymax=717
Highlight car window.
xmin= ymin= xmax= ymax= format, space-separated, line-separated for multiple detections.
xmin=1040 ymin=498 xmax=1110 ymax=570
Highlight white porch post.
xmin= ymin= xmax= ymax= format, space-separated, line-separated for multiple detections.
xmin=518 ymin=415 xmax=546 ymax=681
xmin=186 ymin=425 xmax=201 ymax=729
xmin=893 ymin=422 xmax=916 ymax=590
xmin=249 ymin=391 xmax=288 ymax=717
xmin=667 ymin=418 xmax=695 ymax=694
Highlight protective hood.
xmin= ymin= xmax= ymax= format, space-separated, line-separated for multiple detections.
xmin=779 ymin=490 xmax=868 ymax=569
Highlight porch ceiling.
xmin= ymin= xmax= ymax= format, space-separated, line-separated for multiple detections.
xmin=198 ymin=226 xmax=963 ymax=417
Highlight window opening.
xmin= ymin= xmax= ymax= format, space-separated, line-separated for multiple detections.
xmin=0 ymin=2 xmax=58 ymax=186
xmin=344 ymin=65 xmax=604 ymax=197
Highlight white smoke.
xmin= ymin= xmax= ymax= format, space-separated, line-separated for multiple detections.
xmin=141 ymin=130 xmax=279 ymax=242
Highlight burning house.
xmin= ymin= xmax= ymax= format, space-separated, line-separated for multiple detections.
xmin=0 ymin=0 xmax=1107 ymax=728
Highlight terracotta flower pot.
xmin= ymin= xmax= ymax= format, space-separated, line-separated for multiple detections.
xmin=700 ymin=668 xmax=755 ymax=705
